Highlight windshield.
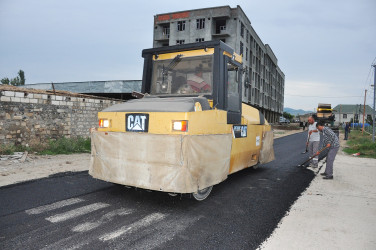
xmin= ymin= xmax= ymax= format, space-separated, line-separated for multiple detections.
xmin=150 ymin=55 xmax=213 ymax=95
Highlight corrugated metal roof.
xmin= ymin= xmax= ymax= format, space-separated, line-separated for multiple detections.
xmin=333 ymin=104 xmax=373 ymax=114
xmin=23 ymin=80 xmax=142 ymax=94
xmin=0 ymin=84 xmax=121 ymax=100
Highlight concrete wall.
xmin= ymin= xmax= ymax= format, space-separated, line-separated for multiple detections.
xmin=0 ymin=89 xmax=120 ymax=146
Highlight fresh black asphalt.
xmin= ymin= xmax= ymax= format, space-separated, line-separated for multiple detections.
xmin=0 ymin=131 xmax=321 ymax=249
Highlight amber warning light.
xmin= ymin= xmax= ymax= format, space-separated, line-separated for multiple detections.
xmin=172 ymin=120 xmax=188 ymax=132
xmin=99 ymin=119 xmax=110 ymax=128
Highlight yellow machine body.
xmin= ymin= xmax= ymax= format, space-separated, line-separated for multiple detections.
xmin=89 ymin=41 xmax=275 ymax=195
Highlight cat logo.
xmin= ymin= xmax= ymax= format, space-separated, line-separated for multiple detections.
xmin=126 ymin=114 xmax=149 ymax=132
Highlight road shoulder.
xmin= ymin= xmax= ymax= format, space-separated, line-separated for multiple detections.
xmin=259 ymin=132 xmax=376 ymax=249
xmin=0 ymin=153 xmax=90 ymax=187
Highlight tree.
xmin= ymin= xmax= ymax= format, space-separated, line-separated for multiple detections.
xmin=18 ymin=70 xmax=25 ymax=85
xmin=1 ymin=77 xmax=10 ymax=85
xmin=0 ymin=70 xmax=25 ymax=86
xmin=283 ymin=112 xmax=294 ymax=121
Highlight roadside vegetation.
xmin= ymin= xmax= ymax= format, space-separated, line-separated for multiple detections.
xmin=342 ymin=130 xmax=376 ymax=158
xmin=0 ymin=137 xmax=91 ymax=155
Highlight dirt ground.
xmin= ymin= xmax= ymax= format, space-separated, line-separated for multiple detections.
xmin=0 ymin=128 xmax=301 ymax=187
xmin=273 ymin=128 xmax=302 ymax=138
xmin=0 ymin=153 xmax=90 ymax=187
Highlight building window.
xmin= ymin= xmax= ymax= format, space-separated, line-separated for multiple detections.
xmin=240 ymin=22 xmax=245 ymax=37
xmin=240 ymin=41 xmax=243 ymax=56
xmin=196 ymin=38 xmax=204 ymax=42
xmin=162 ymin=25 xmax=170 ymax=38
xmin=343 ymin=114 xmax=347 ymax=119
xmin=246 ymin=30 xmax=249 ymax=43
xmin=176 ymin=40 xmax=185 ymax=45
xmin=177 ymin=21 xmax=186 ymax=31
xmin=196 ymin=18 xmax=205 ymax=29
xmin=246 ymin=47 xmax=248 ymax=61
xmin=215 ymin=19 xmax=226 ymax=34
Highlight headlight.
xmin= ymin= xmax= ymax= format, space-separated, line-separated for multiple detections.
xmin=172 ymin=120 xmax=188 ymax=132
xmin=99 ymin=119 xmax=110 ymax=128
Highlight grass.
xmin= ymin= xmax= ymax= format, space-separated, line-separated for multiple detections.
xmin=342 ymin=130 xmax=376 ymax=158
xmin=0 ymin=137 xmax=91 ymax=155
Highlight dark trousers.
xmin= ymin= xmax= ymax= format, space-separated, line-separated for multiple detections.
xmin=344 ymin=130 xmax=349 ymax=140
xmin=324 ymin=147 xmax=339 ymax=177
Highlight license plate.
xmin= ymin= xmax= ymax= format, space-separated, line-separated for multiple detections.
xmin=126 ymin=113 xmax=149 ymax=132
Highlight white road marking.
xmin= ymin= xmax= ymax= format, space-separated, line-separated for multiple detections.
xmin=72 ymin=208 xmax=133 ymax=232
xmin=99 ymin=212 xmax=166 ymax=242
xmin=46 ymin=203 xmax=109 ymax=223
xmin=129 ymin=215 xmax=201 ymax=250
xmin=25 ymin=198 xmax=84 ymax=215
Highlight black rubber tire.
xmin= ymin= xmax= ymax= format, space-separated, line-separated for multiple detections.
xmin=192 ymin=186 xmax=213 ymax=201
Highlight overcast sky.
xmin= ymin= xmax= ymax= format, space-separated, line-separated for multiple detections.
xmin=1 ymin=0 xmax=375 ymax=110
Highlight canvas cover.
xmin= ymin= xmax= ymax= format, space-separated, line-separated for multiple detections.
xmin=259 ymin=130 xmax=275 ymax=164
xmin=90 ymin=131 xmax=232 ymax=193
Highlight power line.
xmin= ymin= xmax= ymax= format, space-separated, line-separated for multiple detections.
xmin=358 ymin=58 xmax=376 ymax=104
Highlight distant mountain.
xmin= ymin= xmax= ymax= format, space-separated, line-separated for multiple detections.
xmin=284 ymin=107 xmax=313 ymax=116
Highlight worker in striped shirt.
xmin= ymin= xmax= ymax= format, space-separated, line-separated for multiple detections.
xmin=316 ymin=121 xmax=340 ymax=180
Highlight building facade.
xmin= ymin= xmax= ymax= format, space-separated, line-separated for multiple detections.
xmin=333 ymin=104 xmax=373 ymax=126
xmin=153 ymin=5 xmax=285 ymax=122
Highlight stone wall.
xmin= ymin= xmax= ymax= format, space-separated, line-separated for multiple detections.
xmin=0 ymin=89 xmax=121 ymax=146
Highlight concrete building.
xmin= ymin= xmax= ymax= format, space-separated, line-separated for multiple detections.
xmin=333 ymin=104 xmax=373 ymax=125
xmin=153 ymin=5 xmax=285 ymax=122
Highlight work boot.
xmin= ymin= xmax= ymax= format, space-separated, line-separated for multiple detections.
xmin=320 ymin=173 xmax=327 ymax=176
xmin=323 ymin=176 xmax=333 ymax=180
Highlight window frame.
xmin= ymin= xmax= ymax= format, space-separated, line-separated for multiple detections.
xmin=177 ymin=21 xmax=186 ymax=31
xmin=196 ymin=18 xmax=205 ymax=29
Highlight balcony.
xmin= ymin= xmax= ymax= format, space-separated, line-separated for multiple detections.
xmin=212 ymin=26 xmax=230 ymax=37
xmin=155 ymin=33 xmax=170 ymax=42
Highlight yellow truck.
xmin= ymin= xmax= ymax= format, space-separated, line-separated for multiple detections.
xmin=90 ymin=41 xmax=275 ymax=200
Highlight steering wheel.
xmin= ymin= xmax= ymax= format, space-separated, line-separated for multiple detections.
xmin=177 ymin=84 xmax=194 ymax=94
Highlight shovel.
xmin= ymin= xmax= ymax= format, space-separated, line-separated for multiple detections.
xmin=316 ymin=156 xmax=327 ymax=174
xmin=301 ymin=133 xmax=311 ymax=154
xmin=297 ymin=145 xmax=329 ymax=167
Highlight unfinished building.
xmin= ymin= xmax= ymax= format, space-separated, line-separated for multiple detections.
xmin=153 ymin=5 xmax=285 ymax=122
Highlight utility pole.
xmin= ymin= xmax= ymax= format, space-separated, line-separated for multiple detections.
xmin=362 ymin=89 xmax=367 ymax=134
xmin=352 ymin=106 xmax=355 ymax=129
xmin=372 ymin=64 xmax=376 ymax=142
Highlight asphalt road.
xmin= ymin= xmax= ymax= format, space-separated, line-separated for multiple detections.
xmin=0 ymin=131 xmax=319 ymax=250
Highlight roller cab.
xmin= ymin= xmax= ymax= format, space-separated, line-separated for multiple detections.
xmin=90 ymin=41 xmax=275 ymax=200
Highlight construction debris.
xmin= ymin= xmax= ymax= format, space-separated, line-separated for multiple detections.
xmin=0 ymin=151 xmax=29 ymax=163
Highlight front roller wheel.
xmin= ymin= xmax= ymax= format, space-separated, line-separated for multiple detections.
xmin=192 ymin=186 xmax=213 ymax=201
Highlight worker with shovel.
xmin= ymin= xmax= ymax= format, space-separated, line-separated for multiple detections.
xmin=316 ymin=121 xmax=340 ymax=180
xmin=306 ymin=116 xmax=320 ymax=168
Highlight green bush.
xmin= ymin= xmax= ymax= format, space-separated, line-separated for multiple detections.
xmin=39 ymin=137 xmax=91 ymax=155
xmin=0 ymin=144 xmax=29 ymax=155
xmin=0 ymin=137 xmax=91 ymax=155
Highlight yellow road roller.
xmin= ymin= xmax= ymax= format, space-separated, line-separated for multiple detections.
xmin=90 ymin=41 xmax=275 ymax=200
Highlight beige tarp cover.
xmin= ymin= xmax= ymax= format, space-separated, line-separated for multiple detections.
xmin=259 ymin=130 xmax=275 ymax=164
xmin=90 ymin=131 xmax=232 ymax=193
